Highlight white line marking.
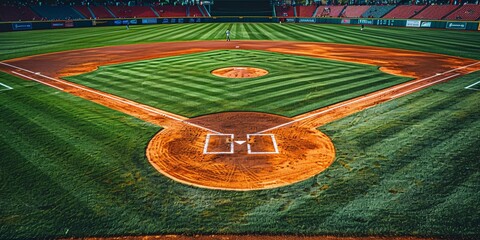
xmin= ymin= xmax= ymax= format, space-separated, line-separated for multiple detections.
xmin=1 ymin=62 xmax=221 ymax=134
xmin=0 ymin=82 xmax=13 ymax=91
xmin=11 ymin=71 xmax=64 ymax=91
xmin=465 ymin=80 xmax=480 ymax=90
xmin=390 ymin=74 xmax=460 ymax=99
xmin=247 ymin=134 xmax=279 ymax=154
xmin=257 ymin=62 xmax=480 ymax=134
xmin=203 ymin=134 xmax=234 ymax=154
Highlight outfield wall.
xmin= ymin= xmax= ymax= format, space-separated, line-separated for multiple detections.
xmin=1 ymin=16 xmax=479 ymax=32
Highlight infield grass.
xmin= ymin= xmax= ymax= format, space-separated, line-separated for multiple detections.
xmin=65 ymin=50 xmax=412 ymax=117
xmin=0 ymin=23 xmax=479 ymax=239
xmin=1 ymin=70 xmax=479 ymax=238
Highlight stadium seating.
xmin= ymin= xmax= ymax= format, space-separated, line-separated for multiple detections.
xmin=412 ymin=5 xmax=459 ymax=20
xmin=31 ymin=6 xmax=85 ymax=20
xmin=276 ymin=5 xmax=295 ymax=17
xmin=188 ymin=5 xmax=203 ymax=17
xmin=90 ymin=6 xmax=115 ymax=19
xmin=341 ymin=5 xmax=371 ymax=18
xmin=0 ymin=6 xmax=40 ymax=21
xmin=108 ymin=6 xmax=157 ymax=18
xmin=382 ymin=5 xmax=426 ymax=19
xmin=316 ymin=5 xmax=346 ymax=17
xmin=154 ymin=6 xmax=187 ymax=17
xmin=74 ymin=6 xmax=94 ymax=19
xmin=297 ymin=5 xmax=318 ymax=17
xmin=444 ymin=4 xmax=480 ymax=21
xmin=361 ymin=5 xmax=396 ymax=18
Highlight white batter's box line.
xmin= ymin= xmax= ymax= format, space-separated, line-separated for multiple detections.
xmin=0 ymin=82 xmax=13 ymax=91
xmin=465 ymin=80 xmax=480 ymax=91
xmin=203 ymin=134 xmax=234 ymax=154
xmin=247 ymin=134 xmax=279 ymax=154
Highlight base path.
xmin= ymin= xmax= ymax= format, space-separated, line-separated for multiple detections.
xmin=1 ymin=40 xmax=479 ymax=190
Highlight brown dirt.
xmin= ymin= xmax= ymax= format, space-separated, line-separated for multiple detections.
xmin=1 ymin=40 xmax=479 ymax=191
xmin=66 ymin=235 xmax=440 ymax=240
xmin=211 ymin=67 xmax=269 ymax=78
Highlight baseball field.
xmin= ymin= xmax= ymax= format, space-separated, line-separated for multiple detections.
xmin=0 ymin=23 xmax=479 ymax=239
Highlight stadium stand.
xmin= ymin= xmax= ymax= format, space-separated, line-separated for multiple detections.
xmin=31 ymin=6 xmax=85 ymax=20
xmin=0 ymin=6 xmax=40 ymax=21
xmin=412 ymin=4 xmax=459 ymax=20
xmin=361 ymin=5 xmax=396 ymax=18
xmin=90 ymin=6 xmax=115 ymax=19
xmin=276 ymin=5 xmax=295 ymax=17
xmin=74 ymin=6 xmax=94 ymax=19
xmin=108 ymin=6 xmax=157 ymax=18
xmin=317 ymin=5 xmax=346 ymax=17
xmin=444 ymin=4 xmax=480 ymax=21
xmin=211 ymin=0 xmax=272 ymax=16
xmin=341 ymin=5 xmax=371 ymax=18
xmin=297 ymin=5 xmax=318 ymax=17
xmin=188 ymin=5 xmax=203 ymax=17
xmin=154 ymin=5 xmax=187 ymax=17
xmin=382 ymin=5 xmax=427 ymax=19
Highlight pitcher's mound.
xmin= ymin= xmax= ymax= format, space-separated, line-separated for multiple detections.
xmin=211 ymin=67 xmax=268 ymax=78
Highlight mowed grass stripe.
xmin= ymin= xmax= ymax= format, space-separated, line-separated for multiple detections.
xmin=67 ymin=50 xmax=411 ymax=117
xmin=2 ymin=23 xmax=480 ymax=60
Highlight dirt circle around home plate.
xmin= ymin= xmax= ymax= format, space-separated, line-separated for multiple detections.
xmin=146 ymin=111 xmax=336 ymax=191
xmin=211 ymin=67 xmax=269 ymax=78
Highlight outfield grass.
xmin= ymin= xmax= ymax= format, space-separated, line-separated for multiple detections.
xmin=0 ymin=24 xmax=479 ymax=239
xmin=65 ymin=50 xmax=412 ymax=117
xmin=0 ymin=23 xmax=479 ymax=61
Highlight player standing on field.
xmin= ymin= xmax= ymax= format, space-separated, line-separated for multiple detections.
xmin=226 ymin=29 xmax=231 ymax=41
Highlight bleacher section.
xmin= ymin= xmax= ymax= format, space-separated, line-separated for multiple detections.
xmin=212 ymin=0 xmax=271 ymax=16
xmin=445 ymin=4 xmax=480 ymax=21
xmin=412 ymin=5 xmax=459 ymax=20
xmin=276 ymin=5 xmax=295 ymax=17
xmin=90 ymin=6 xmax=115 ymax=19
xmin=31 ymin=6 xmax=84 ymax=20
xmin=361 ymin=5 xmax=396 ymax=18
xmin=317 ymin=5 xmax=346 ymax=17
xmin=342 ymin=5 xmax=371 ymax=18
xmin=0 ymin=6 xmax=40 ymax=21
xmin=382 ymin=5 xmax=426 ymax=19
xmin=108 ymin=6 xmax=156 ymax=18
xmin=154 ymin=6 xmax=187 ymax=17
xmin=188 ymin=5 xmax=203 ymax=17
xmin=297 ymin=5 xmax=317 ymax=17
xmin=74 ymin=6 xmax=94 ymax=19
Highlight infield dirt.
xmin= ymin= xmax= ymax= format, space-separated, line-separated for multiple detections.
xmin=1 ymin=40 xmax=479 ymax=191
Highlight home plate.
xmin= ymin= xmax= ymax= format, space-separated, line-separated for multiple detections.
xmin=235 ymin=140 xmax=246 ymax=145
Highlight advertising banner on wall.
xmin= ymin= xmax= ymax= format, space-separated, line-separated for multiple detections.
xmin=406 ymin=20 xmax=421 ymax=27
xmin=142 ymin=18 xmax=157 ymax=24
xmin=446 ymin=22 xmax=466 ymax=30
xmin=51 ymin=22 xmax=65 ymax=28
xmin=377 ymin=19 xmax=394 ymax=26
xmin=12 ymin=22 xmax=32 ymax=30
xmin=341 ymin=19 xmax=351 ymax=24
xmin=65 ymin=20 xmax=74 ymax=28
xmin=298 ymin=18 xmax=315 ymax=23
xmin=420 ymin=21 xmax=432 ymax=28
xmin=358 ymin=19 xmax=373 ymax=25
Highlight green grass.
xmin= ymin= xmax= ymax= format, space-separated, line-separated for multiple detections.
xmin=0 ymin=23 xmax=479 ymax=239
xmin=0 ymin=23 xmax=479 ymax=61
xmin=65 ymin=50 xmax=412 ymax=117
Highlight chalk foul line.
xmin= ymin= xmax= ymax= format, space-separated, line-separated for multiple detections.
xmin=1 ymin=62 xmax=221 ymax=134
xmin=256 ymin=61 xmax=480 ymax=134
